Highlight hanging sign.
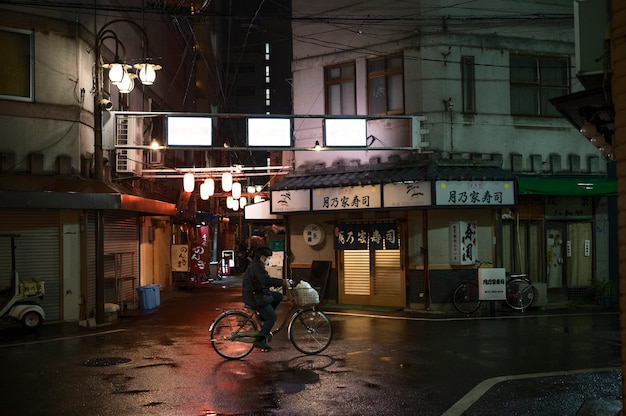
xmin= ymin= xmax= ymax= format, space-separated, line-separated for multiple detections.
xmin=334 ymin=222 xmax=398 ymax=250
xmin=449 ymin=221 xmax=477 ymax=265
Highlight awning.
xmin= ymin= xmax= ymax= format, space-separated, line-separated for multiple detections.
xmin=517 ymin=175 xmax=617 ymax=196
xmin=270 ymin=164 xmax=428 ymax=191
xmin=0 ymin=175 xmax=176 ymax=215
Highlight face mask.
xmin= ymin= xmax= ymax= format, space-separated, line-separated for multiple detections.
xmin=264 ymin=258 xmax=271 ymax=266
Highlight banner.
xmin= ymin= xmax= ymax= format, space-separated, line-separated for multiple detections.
xmin=334 ymin=222 xmax=398 ymax=250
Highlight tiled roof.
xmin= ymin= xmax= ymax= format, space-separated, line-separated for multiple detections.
xmin=271 ymin=161 xmax=515 ymax=191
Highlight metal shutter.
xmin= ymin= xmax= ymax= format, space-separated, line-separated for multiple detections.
xmin=0 ymin=209 xmax=61 ymax=321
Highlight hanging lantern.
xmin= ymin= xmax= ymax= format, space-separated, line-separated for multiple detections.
xmin=247 ymin=185 xmax=255 ymax=194
xmin=232 ymin=199 xmax=239 ymax=211
xmin=232 ymin=182 xmax=242 ymax=199
xmin=116 ymin=71 xmax=136 ymax=93
xmin=183 ymin=172 xmax=195 ymax=193
xmin=240 ymin=197 xmax=247 ymax=208
xmin=226 ymin=196 xmax=234 ymax=209
xmin=222 ymin=172 xmax=233 ymax=192
xmin=205 ymin=178 xmax=215 ymax=196
xmin=200 ymin=182 xmax=210 ymax=200
xmin=253 ymin=195 xmax=263 ymax=204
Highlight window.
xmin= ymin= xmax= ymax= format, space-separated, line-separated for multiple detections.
xmin=367 ymin=55 xmax=403 ymax=115
xmin=0 ymin=27 xmax=33 ymax=101
xmin=325 ymin=62 xmax=356 ymax=115
xmin=461 ymin=56 xmax=475 ymax=113
xmin=510 ymin=54 xmax=569 ymax=116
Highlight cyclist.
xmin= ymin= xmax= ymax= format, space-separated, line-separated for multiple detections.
xmin=242 ymin=246 xmax=283 ymax=350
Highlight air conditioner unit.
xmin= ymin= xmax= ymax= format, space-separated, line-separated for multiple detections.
xmin=115 ymin=116 xmax=143 ymax=175
xmin=148 ymin=149 xmax=163 ymax=166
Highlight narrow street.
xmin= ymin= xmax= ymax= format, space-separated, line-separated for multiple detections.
xmin=0 ymin=277 xmax=621 ymax=416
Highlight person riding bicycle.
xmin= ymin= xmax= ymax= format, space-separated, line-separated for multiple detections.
xmin=242 ymin=246 xmax=283 ymax=350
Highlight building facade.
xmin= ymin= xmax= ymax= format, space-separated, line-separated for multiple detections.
xmin=275 ymin=0 xmax=616 ymax=310
xmin=0 ymin=1 xmax=196 ymax=323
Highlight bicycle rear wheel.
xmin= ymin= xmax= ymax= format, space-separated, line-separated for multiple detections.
xmin=505 ymin=278 xmax=535 ymax=310
xmin=453 ymin=282 xmax=481 ymax=314
xmin=210 ymin=311 xmax=258 ymax=359
xmin=288 ymin=308 xmax=332 ymax=355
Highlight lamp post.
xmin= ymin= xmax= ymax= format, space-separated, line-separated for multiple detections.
xmin=93 ymin=19 xmax=161 ymax=180
xmin=93 ymin=19 xmax=162 ymax=323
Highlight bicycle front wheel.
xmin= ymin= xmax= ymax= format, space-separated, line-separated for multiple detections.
xmin=453 ymin=283 xmax=481 ymax=314
xmin=210 ymin=311 xmax=258 ymax=359
xmin=505 ymin=278 xmax=535 ymax=310
xmin=288 ymin=308 xmax=332 ymax=355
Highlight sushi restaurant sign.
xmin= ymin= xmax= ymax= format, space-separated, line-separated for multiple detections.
xmin=435 ymin=180 xmax=515 ymax=206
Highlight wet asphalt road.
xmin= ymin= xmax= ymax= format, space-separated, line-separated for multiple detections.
xmin=0 ymin=276 xmax=621 ymax=416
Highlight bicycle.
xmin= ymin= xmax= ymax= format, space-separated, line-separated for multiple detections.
xmin=209 ymin=280 xmax=333 ymax=359
xmin=452 ymin=262 xmax=536 ymax=314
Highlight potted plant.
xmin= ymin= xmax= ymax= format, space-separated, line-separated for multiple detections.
xmin=592 ymin=280 xmax=618 ymax=310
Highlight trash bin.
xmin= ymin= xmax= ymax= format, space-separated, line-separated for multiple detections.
xmin=137 ymin=285 xmax=157 ymax=310
xmin=149 ymin=284 xmax=161 ymax=307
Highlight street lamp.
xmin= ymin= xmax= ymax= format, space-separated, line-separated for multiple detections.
xmin=93 ymin=19 xmax=162 ymax=181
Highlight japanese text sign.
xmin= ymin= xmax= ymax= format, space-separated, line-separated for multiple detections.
xmin=334 ymin=222 xmax=398 ymax=250
xmin=449 ymin=221 xmax=477 ymax=265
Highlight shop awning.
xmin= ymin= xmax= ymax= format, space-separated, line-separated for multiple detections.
xmin=517 ymin=175 xmax=617 ymax=196
xmin=271 ymin=164 xmax=429 ymax=191
xmin=0 ymin=175 xmax=176 ymax=215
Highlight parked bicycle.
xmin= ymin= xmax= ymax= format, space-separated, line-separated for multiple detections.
xmin=452 ymin=261 xmax=536 ymax=314
xmin=209 ymin=279 xmax=333 ymax=359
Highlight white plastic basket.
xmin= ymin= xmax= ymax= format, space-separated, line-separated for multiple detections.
xmin=292 ymin=287 xmax=320 ymax=306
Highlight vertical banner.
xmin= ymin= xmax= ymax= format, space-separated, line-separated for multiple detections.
xmin=334 ymin=222 xmax=398 ymax=250
xmin=449 ymin=221 xmax=477 ymax=265
xmin=190 ymin=226 xmax=210 ymax=274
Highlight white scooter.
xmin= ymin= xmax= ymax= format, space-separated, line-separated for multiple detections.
xmin=0 ymin=234 xmax=45 ymax=329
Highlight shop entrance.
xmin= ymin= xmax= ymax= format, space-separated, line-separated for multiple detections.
xmin=339 ymin=249 xmax=405 ymax=307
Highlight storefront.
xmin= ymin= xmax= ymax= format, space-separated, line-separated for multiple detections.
xmin=269 ymin=160 xmax=517 ymax=309
xmin=0 ymin=176 xmax=176 ymax=322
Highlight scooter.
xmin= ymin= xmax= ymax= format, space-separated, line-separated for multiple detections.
xmin=0 ymin=234 xmax=45 ymax=329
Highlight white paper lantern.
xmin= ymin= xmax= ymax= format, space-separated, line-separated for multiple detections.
xmin=183 ymin=172 xmax=195 ymax=193
xmin=200 ymin=182 xmax=210 ymax=200
xmin=226 ymin=196 xmax=234 ymax=209
xmin=222 ymin=172 xmax=233 ymax=192
xmin=239 ymin=197 xmax=247 ymax=208
xmin=205 ymin=178 xmax=215 ymax=196
xmin=232 ymin=182 xmax=242 ymax=199
xmin=232 ymin=199 xmax=239 ymax=211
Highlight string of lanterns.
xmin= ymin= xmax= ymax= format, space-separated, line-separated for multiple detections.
xmin=182 ymin=172 xmax=264 ymax=211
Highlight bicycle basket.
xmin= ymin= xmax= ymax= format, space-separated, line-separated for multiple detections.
xmin=292 ymin=287 xmax=320 ymax=306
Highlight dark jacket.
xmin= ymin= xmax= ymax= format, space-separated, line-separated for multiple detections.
xmin=242 ymin=259 xmax=283 ymax=307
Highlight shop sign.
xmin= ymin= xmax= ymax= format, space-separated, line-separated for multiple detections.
xmin=478 ymin=268 xmax=506 ymax=300
xmin=435 ymin=181 xmax=515 ymax=206
xmin=189 ymin=225 xmax=210 ymax=274
xmin=171 ymin=244 xmax=189 ymax=272
xmin=449 ymin=221 xmax=477 ymax=265
xmin=383 ymin=182 xmax=432 ymax=207
xmin=334 ymin=221 xmax=398 ymax=250
xmin=313 ymin=185 xmax=381 ymax=211
xmin=270 ymin=189 xmax=311 ymax=212
xmin=545 ymin=196 xmax=592 ymax=219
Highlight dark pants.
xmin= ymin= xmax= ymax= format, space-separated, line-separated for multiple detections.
xmin=258 ymin=291 xmax=283 ymax=337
